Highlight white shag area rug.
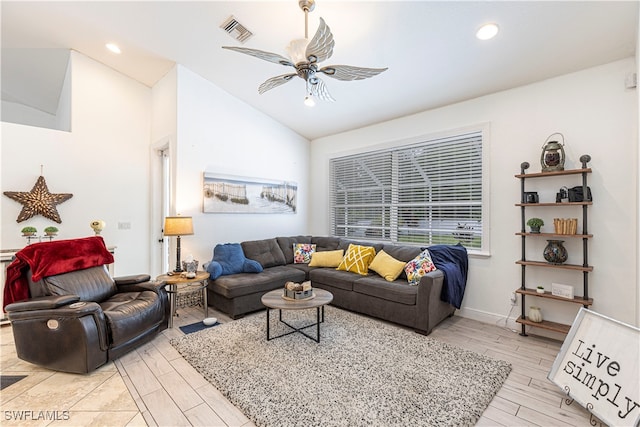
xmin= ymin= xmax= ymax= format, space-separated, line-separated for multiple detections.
xmin=171 ymin=306 xmax=511 ymax=427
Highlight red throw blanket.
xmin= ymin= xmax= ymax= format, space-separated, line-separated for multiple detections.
xmin=3 ymin=236 xmax=114 ymax=309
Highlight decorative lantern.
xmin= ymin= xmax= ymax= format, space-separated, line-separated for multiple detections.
xmin=540 ymin=132 xmax=565 ymax=172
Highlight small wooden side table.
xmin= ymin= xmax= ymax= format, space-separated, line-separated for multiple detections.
xmin=156 ymin=271 xmax=210 ymax=328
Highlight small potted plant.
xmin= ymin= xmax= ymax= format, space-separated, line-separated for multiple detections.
xmin=526 ymin=218 xmax=544 ymax=233
xmin=44 ymin=226 xmax=59 ymax=236
xmin=536 ymin=286 xmax=545 ymax=294
xmin=21 ymin=226 xmax=37 ymax=236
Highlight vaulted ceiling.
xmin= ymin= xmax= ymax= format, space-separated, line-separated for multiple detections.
xmin=2 ymin=1 xmax=637 ymax=140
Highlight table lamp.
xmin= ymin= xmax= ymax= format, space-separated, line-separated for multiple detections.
xmin=163 ymin=216 xmax=194 ymax=272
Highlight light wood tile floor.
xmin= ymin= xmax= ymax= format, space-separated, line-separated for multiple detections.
xmin=1 ymin=305 xmax=600 ymax=426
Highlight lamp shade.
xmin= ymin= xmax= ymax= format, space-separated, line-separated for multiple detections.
xmin=163 ymin=216 xmax=194 ymax=236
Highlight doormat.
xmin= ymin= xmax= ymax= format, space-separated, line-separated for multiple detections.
xmin=179 ymin=320 xmax=221 ymax=335
xmin=1 ymin=375 xmax=27 ymax=390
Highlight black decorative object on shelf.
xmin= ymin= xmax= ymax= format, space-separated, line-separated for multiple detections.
xmin=543 ymin=240 xmax=568 ymax=264
xmin=524 ymin=191 xmax=539 ymax=203
xmin=567 ymin=186 xmax=592 ymax=202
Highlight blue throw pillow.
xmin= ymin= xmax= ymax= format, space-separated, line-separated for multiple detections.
xmin=207 ymin=243 xmax=263 ymax=279
xmin=206 ymin=260 xmax=223 ymax=280
xmin=243 ymin=259 xmax=263 ymax=273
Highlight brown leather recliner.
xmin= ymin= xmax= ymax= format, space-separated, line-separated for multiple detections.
xmin=6 ymin=265 xmax=169 ymax=374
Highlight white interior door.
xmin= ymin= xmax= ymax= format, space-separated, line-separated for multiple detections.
xmin=160 ymin=148 xmax=171 ymax=273
xmin=150 ymin=141 xmax=171 ymax=276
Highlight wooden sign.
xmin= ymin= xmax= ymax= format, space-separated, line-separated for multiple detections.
xmin=548 ymin=308 xmax=640 ymax=426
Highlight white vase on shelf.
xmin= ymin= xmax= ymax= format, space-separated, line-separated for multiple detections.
xmin=528 ymin=306 xmax=543 ymax=323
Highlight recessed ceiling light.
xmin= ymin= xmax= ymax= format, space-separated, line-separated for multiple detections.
xmin=476 ymin=23 xmax=499 ymax=40
xmin=106 ymin=43 xmax=121 ymax=54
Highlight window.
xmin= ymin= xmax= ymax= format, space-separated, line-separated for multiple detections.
xmin=330 ymin=129 xmax=486 ymax=252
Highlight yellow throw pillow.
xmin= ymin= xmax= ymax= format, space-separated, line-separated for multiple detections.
xmin=308 ymin=249 xmax=345 ymax=267
xmin=337 ymin=244 xmax=376 ymax=275
xmin=369 ymin=250 xmax=406 ymax=281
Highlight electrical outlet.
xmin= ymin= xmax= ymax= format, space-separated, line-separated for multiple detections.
xmin=510 ymin=292 xmax=517 ymax=306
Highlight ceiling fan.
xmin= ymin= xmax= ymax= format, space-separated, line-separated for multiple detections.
xmin=222 ymin=0 xmax=388 ymax=106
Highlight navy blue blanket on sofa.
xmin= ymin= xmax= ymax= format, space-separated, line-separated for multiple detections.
xmin=427 ymin=244 xmax=469 ymax=309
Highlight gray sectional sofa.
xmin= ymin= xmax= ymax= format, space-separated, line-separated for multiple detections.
xmin=206 ymin=235 xmax=460 ymax=335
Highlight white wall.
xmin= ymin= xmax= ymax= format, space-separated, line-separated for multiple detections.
xmin=310 ymin=58 xmax=639 ymax=330
xmin=166 ymin=66 xmax=310 ymax=269
xmin=1 ymin=51 xmax=152 ymax=276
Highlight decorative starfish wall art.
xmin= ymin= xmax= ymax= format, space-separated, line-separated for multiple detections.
xmin=3 ymin=176 xmax=73 ymax=223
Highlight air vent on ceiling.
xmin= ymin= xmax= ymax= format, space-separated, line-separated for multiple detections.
xmin=220 ymin=16 xmax=253 ymax=44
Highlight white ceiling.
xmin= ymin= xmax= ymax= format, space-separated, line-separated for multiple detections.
xmin=1 ymin=1 xmax=637 ymax=140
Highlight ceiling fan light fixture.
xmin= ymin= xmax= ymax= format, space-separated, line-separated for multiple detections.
xmin=286 ymin=38 xmax=310 ymax=64
xmin=304 ymin=95 xmax=316 ymax=107
xmin=476 ymin=23 xmax=499 ymax=40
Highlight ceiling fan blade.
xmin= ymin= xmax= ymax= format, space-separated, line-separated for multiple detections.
xmin=318 ymin=65 xmax=388 ymax=81
xmin=309 ymin=77 xmax=335 ymax=102
xmin=258 ymin=73 xmax=297 ymax=94
xmin=222 ymin=46 xmax=294 ymax=67
xmin=305 ymin=17 xmax=335 ymax=64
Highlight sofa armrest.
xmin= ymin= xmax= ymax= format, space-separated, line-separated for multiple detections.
xmin=115 ymin=277 xmax=166 ymax=294
xmin=7 ymin=301 xmax=110 ymax=364
xmin=5 ymin=295 xmax=80 ymax=313
xmin=114 ymin=274 xmax=151 ymax=286
xmin=415 ymin=270 xmax=455 ymax=334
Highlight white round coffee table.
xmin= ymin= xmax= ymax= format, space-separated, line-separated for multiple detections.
xmin=261 ymin=288 xmax=333 ymax=342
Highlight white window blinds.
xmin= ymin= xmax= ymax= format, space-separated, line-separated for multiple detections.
xmin=330 ymin=130 xmax=483 ymax=249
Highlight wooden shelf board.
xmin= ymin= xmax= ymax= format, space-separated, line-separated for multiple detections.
xmin=515 ymin=232 xmax=593 ymax=238
xmin=515 ymin=202 xmax=592 ymax=207
xmin=515 ymin=288 xmax=593 ymax=306
xmin=516 ymin=260 xmax=593 ymax=272
xmin=516 ymin=316 xmax=571 ymax=334
xmin=515 ymin=168 xmax=591 ymax=179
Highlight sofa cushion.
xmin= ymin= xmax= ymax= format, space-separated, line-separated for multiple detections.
xmin=242 ymin=238 xmax=287 ymax=268
xmin=44 ymin=266 xmax=116 ymax=302
xmin=309 ymin=268 xmax=359 ymax=292
xmin=308 ymin=249 xmax=344 ymax=267
xmin=276 ymin=236 xmax=312 ymax=263
xmin=209 ymin=265 xmax=305 ymax=299
xmin=311 ymin=236 xmax=341 ymax=252
xmin=380 ymin=244 xmax=423 ymax=262
xmin=368 ymin=250 xmax=406 ymax=282
xmin=353 ymin=276 xmax=417 ymax=305
xmin=100 ymin=290 xmax=165 ymax=347
xmin=207 ymin=243 xmax=263 ymax=279
xmin=293 ymin=243 xmax=316 ymax=264
xmin=337 ymin=244 xmax=376 ymax=275
xmin=338 ymin=239 xmax=384 ymax=254
xmin=404 ymin=249 xmax=437 ymax=286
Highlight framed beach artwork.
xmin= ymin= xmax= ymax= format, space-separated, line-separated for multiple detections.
xmin=203 ymin=172 xmax=297 ymax=214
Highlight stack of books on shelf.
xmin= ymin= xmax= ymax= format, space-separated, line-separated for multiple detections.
xmin=553 ymin=218 xmax=578 ymax=234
